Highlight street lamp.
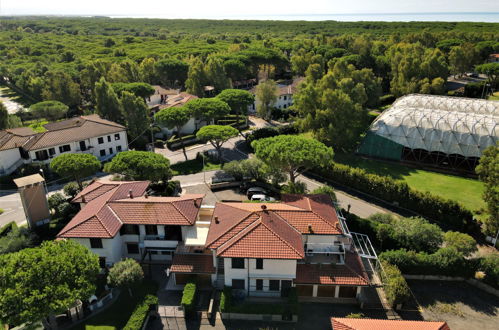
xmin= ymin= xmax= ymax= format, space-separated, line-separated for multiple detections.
xmin=39 ymin=168 xmax=48 ymax=195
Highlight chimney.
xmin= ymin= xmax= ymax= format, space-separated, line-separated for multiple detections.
xmin=308 ymin=224 xmax=313 ymax=234
xmin=193 ymin=200 xmax=198 ymax=207
xmin=261 ymin=204 xmax=267 ymax=210
xmin=144 ymin=193 xmax=149 ymax=199
xmin=215 ymin=216 xmax=219 ymax=224
xmin=81 ymin=195 xmax=86 ymax=203
xmin=128 ymin=189 xmax=133 ymax=199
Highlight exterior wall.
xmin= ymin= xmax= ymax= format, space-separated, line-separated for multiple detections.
xmin=0 ymin=148 xmax=23 ymax=175
xmin=158 ymin=117 xmax=197 ymax=137
xmin=248 ymin=93 xmax=294 ymax=113
xmin=19 ymin=183 xmax=50 ymax=226
xmin=29 ymin=130 xmax=128 ymax=164
xmin=72 ymin=236 xmax=123 ymax=265
xmin=223 ymin=258 xmax=297 ymax=296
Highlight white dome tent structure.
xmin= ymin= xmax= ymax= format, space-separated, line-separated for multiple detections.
xmin=358 ymin=94 xmax=498 ymax=172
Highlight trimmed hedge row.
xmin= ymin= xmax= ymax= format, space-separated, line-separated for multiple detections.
xmin=181 ymin=282 xmax=197 ymax=315
xmin=123 ymin=294 xmax=158 ymax=330
xmin=316 ymin=163 xmax=475 ymax=232
xmin=380 ymin=261 xmax=411 ymax=307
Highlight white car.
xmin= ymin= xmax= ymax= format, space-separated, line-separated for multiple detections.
xmin=246 ymin=187 xmax=267 ymax=198
xmin=250 ymin=194 xmax=276 ymax=202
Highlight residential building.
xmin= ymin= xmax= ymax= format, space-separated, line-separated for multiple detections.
xmin=331 ymin=318 xmax=451 ymax=330
xmin=488 ymin=54 xmax=499 ymax=63
xmin=0 ymin=115 xmax=128 ymax=175
xmin=59 ymin=182 xmax=374 ymax=303
xmin=248 ymin=77 xmax=304 ymax=114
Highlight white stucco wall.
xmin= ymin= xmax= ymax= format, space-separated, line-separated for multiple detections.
xmin=0 ymin=148 xmax=22 ymax=175
xmin=158 ymin=117 xmax=198 ymax=137
xmin=223 ymin=258 xmax=297 ymax=294
xmin=72 ymin=235 xmax=123 ymax=265
xmin=29 ymin=130 xmax=128 ymax=164
xmin=248 ymin=93 xmax=294 ymax=114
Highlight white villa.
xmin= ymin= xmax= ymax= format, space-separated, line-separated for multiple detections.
xmin=0 ymin=115 xmax=128 ymax=176
xmin=58 ymin=180 xmax=373 ymax=302
xmin=248 ymin=77 xmax=304 ymax=114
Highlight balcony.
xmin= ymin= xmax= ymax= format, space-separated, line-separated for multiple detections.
xmin=303 ymin=243 xmax=345 ymax=265
xmin=143 ymin=236 xmax=179 ymax=249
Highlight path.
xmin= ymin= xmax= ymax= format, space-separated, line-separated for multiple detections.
xmin=0 ymin=86 xmax=27 ymax=114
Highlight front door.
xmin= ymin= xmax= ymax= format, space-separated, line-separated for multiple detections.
xmin=281 ymin=280 xmax=292 ymax=297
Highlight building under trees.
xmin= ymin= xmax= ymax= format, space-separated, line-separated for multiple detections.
xmin=358 ymin=94 xmax=498 ymax=172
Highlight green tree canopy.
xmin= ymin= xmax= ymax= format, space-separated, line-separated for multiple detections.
xmin=185 ymin=57 xmax=206 ymax=97
xmin=29 ymin=100 xmax=69 ymax=121
xmin=95 ymin=77 xmax=124 ymax=124
xmin=155 ymin=58 xmax=189 ymax=87
xmin=0 ymin=240 xmax=100 ymax=327
xmin=476 ymin=62 xmax=499 ymax=90
xmin=216 ymin=89 xmax=254 ymax=115
xmin=252 ymin=135 xmax=334 ymax=183
xmin=103 ymin=150 xmax=172 ymax=182
xmin=42 ymin=71 xmax=81 ymax=109
xmin=107 ymin=258 xmax=144 ymax=296
xmin=196 ymin=125 xmax=238 ymax=161
xmin=475 ymin=144 xmax=499 ymax=234
xmin=111 ymin=82 xmax=155 ymax=100
xmin=205 ymin=57 xmax=231 ymax=91
xmin=121 ymin=91 xmax=150 ymax=144
xmin=185 ymin=98 xmax=230 ymax=123
xmin=255 ymin=79 xmax=278 ymax=120
xmin=0 ymin=101 xmax=8 ymax=130
xmin=155 ymin=106 xmax=193 ymax=160
xmin=443 ymin=231 xmax=477 ymax=257
xmin=50 ymin=153 xmax=101 ymax=189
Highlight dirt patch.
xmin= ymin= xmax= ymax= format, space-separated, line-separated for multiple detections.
xmin=406 ymin=280 xmax=499 ymax=330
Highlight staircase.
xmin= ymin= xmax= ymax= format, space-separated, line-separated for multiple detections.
xmin=215 ymin=258 xmax=225 ymax=289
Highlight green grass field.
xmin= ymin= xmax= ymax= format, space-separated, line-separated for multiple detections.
xmin=334 ymin=154 xmax=485 ymax=212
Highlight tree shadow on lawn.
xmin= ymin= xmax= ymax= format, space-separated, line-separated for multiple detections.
xmin=407 ymin=280 xmax=499 ymax=316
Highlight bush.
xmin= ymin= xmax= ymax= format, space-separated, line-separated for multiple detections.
xmin=379 ymin=94 xmax=396 ymax=106
xmin=464 ymin=81 xmax=486 ymax=98
xmin=443 ymin=231 xmax=477 ymax=256
xmin=0 ymin=221 xmax=18 ymax=237
xmin=281 ymin=181 xmax=308 ymax=194
xmin=381 ymin=261 xmax=411 ymax=307
xmin=316 ymin=163 xmax=475 ymax=232
xmin=181 ymin=282 xmax=197 ymax=315
xmin=311 ymin=185 xmax=337 ymax=203
xmin=48 ymin=193 xmax=67 ymax=214
xmin=149 ymin=180 xmax=181 ymax=196
xmin=123 ymin=294 xmax=158 ymax=330
xmin=246 ymin=127 xmax=279 ymax=145
xmin=63 ymin=181 xmax=81 ymax=199
xmin=108 ymin=259 xmax=144 ymax=295
xmin=380 ymin=248 xmax=479 ymax=278
xmin=478 ymin=254 xmax=499 ymax=289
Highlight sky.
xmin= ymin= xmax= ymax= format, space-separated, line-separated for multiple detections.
xmin=1 ymin=0 xmax=498 ymax=18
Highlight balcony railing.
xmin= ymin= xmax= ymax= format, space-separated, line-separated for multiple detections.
xmin=305 ymin=243 xmax=345 ymax=255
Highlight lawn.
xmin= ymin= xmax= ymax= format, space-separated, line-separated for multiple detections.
xmin=171 ymin=158 xmax=221 ymax=176
xmin=334 ymin=153 xmax=485 ymax=212
xmin=71 ymin=280 xmax=158 ymax=330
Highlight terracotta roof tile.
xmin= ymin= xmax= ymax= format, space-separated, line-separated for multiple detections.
xmin=331 ymin=318 xmax=451 ymax=330
xmin=217 ymin=211 xmax=304 ymax=259
xmin=72 ymin=180 xmax=149 ymax=203
xmin=295 ymin=252 xmax=369 ymax=286
xmin=170 ymin=254 xmax=215 ymax=274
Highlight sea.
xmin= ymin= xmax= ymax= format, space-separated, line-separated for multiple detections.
xmin=107 ymin=12 xmax=499 ymax=22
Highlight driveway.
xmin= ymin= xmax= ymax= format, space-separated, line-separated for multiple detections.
xmin=0 ymin=190 xmax=27 ymax=227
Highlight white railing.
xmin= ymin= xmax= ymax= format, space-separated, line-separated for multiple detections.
xmin=305 ymin=243 xmax=345 ymax=255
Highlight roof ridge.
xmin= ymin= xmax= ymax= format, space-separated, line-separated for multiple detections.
xmin=95 ymin=212 xmax=113 ymax=237
xmin=259 ymin=215 xmax=304 ymax=258
xmin=81 ymin=115 xmax=126 ymax=129
xmin=170 ymin=199 xmax=197 ymax=225
xmin=205 ymin=203 xmax=253 ymax=247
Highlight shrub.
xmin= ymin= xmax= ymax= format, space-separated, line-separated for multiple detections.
xmin=223 ymin=160 xmax=245 ymax=181
xmin=246 ymin=127 xmax=278 ymax=145
xmin=381 ymin=261 xmax=411 ymax=307
xmin=181 ymin=282 xmax=197 ymax=315
xmin=379 ymin=94 xmax=396 ymax=106
xmin=281 ymin=181 xmax=308 ymax=194
xmin=478 ymin=254 xmax=499 ymax=289
xmin=316 ymin=163 xmax=475 ymax=232
xmin=108 ymin=259 xmax=144 ymax=296
xmin=63 ymin=181 xmax=81 ymax=199
xmin=443 ymin=231 xmax=477 ymax=256
xmin=48 ymin=193 xmax=67 ymax=214
xmin=391 ymin=217 xmax=443 ymax=253
xmin=123 ymin=294 xmax=158 ymax=330
xmin=311 ymin=185 xmax=337 ymax=203
xmin=367 ymin=213 xmax=395 ymax=224
xmin=0 ymin=221 xmax=18 ymax=237
xmin=346 ymin=313 xmax=365 ymax=319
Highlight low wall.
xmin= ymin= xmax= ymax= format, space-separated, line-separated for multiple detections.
xmin=220 ymin=312 xmax=297 ymax=322
xmin=403 ymin=275 xmax=499 ymax=298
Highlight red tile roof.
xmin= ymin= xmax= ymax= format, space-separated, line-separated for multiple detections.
xmin=206 ymin=194 xmax=339 ymax=259
xmin=217 ymin=211 xmax=304 ymax=259
xmin=58 ymin=179 xmax=204 ymax=238
xmin=170 ymin=253 xmax=215 ymax=274
xmin=331 ymin=318 xmax=450 ymax=330
xmin=295 ymin=252 xmax=369 ymax=286
xmin=72 ymin=180 xmax=149 ymax=203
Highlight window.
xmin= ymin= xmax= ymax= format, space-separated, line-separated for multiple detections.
xmin=99 ymin=257 xmax=106 ymax=268
xmin=117 ymin=145 xmax=122 ymax=152
xmin=35 ymin=150 xmax=49 ymax=161
xmin=120 ymin=224 xmax=139 ymax=235
xmin=98 ymin=137 xmax=104 ymax=144
xmin=48 ymin=148 xmax=56 ymax=156
xmin=256 ymin=258 xmax=263 ymax=270
xmin=59 ymin=145 xmax=70 ymax=153
xmin=115 ymin=133 xmax=120 ymax=140
xmin=145 ymin=225 xmax=158 ymax=236
xmin=90 ymin=238 xmax=103 ymax=249
xmin=100 ymin=149 xmax=106 ymax=157
xmin=256 ymin=279 xmax=263 ymax=291
xmin=107 ymin=135 xmax=111 ymax=142
xmin=231 ymin=258 xmax=245 ymax=269
xmin=269 ymin=280 xmax=280 ymax=291
xmin=109 ymin=147 xmax=113 ymax=154
xmin=232 ymin=279 xmax=245 ymax=290
xmin=284 ymin=95 xmax=287 ymax=100
xmin=127 ymin=243 xmax=139 ymax=254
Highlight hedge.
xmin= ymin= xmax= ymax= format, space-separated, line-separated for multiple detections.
xmin=181 ymin=282 xmax=197 ymax=315
xmin=123 ymin=294 xmax=158 ymax=330
xmin=316 ymin=163 xmax=475 ymax=232
xmin=479 ymin=254 xmax=499 ymax=289
xmin=380 ymin=261 xmax=411 ymax=307
xmin=0 ymin=221 xmax=18 ymax=237
xmin=379 ymin=248 xmax=480 ymax=279
xmin=220 ymin=287 xmax=299 ymax=315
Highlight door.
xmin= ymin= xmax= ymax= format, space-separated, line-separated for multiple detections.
xmin=281 ymin=280 xmax=292 ymax=297
xmin=79 ymin=141 xmax=87 ymax=151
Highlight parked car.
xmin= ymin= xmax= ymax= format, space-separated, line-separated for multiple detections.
xmin=246 ymin=187 xmax=267 ymax=198
xmin=250 ymin=194 xmax=276 ymax=202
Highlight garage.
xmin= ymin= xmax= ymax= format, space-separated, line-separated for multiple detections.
xmin=317 ymin=285 xmax=335 ymax=297
xmin=339 ymin=286 xmax=357 ymax=298
xmin=296 ymin=284 xmax=314 ymax=297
